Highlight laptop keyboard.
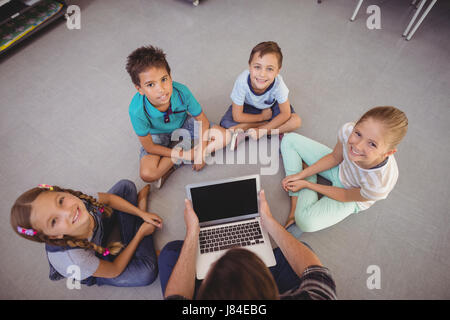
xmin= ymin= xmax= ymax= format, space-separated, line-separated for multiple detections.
xmin=199 ymin=221 xmax=264 ymax=254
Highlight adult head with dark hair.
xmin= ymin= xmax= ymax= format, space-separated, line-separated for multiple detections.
xmin=197 ymin=248 xmax=279 ymax=299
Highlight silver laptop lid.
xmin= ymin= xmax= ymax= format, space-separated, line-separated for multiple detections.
xmin=186 ymin=174 xmax=260 ymax=227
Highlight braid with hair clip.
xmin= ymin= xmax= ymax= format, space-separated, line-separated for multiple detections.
xmin=49 ymin=186 xmax=123 ymax=255
xmin=12 ymin=184 xmax=123 ymax=256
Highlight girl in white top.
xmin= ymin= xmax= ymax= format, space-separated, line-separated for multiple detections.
xmin=280 ymin=106 xmax=408 ymax=235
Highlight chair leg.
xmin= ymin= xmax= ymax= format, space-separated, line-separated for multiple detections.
xmin=350 ymin=0 xmax=364 ymax=21
xmin=406 ymin=0 xmax=437 ymax=40
xmin=403 ymin=0 xmax=427 ymax=36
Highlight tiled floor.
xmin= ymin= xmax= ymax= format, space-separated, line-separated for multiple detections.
xmin=1 ymin=0 xmax=449 ymax=299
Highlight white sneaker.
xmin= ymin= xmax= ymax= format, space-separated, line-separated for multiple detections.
xmin=151 ymin=166 xmax=176 ymax=189
xmin=151 ymin=178 xmax=162 ymax=189
xmin=229 ymin=131 xmax=248 ymax=151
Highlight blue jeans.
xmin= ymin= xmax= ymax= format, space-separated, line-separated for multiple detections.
xmin=94 ymin=180 xmax=158 ymax=287
xmin=158 ymin=240 xmax=304 ymax=297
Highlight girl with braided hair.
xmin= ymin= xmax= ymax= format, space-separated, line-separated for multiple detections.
xmin=11 ymin=179 xmax=162 ymax=287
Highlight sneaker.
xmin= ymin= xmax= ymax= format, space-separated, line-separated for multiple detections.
xmin=152 ymin=166 xmax=177 ymax=189
xmin=286 ymin=222 xmax=303 ymax=239
xmin=229 ymin=131 xmax=248 ymax=151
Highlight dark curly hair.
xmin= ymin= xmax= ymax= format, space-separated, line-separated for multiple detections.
xmin=126 ymin=45 xmax=171 ymax=87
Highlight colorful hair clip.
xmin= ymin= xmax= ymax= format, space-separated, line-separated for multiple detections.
xmin=17 ymin=226 xmax=37 ymax=236
xmin=103 ymin=249 xmax=110 ymax=256
xmin=38 ymin=184 xmax=53 ymax=191
xmin=99 ymin=207 xmax=104 ymax=213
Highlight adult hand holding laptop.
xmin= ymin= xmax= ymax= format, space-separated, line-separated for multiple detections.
xmin=160 ymin=176 xmax=336 ymax=300
xmin=258 ymin=189 xmax=323 ymax=278
xmin=163 ymin=198 xmax=199 ymax=299
xmin=184 ymin=198 xmax=200 ymax=235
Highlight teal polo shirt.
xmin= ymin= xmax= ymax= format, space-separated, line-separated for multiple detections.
xmin=129 ymin=81 xmax=203 ymax=136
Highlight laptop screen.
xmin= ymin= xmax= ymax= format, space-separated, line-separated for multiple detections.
xmin=190 ymin=178 xmax=258 ymax=223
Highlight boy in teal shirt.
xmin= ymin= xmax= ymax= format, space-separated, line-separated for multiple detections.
xmin=126 ymin=45 xmax=230 ymax=187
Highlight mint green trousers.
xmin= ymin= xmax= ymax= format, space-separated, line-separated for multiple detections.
xmin=280 ymin=133 xmax=360 ymax=232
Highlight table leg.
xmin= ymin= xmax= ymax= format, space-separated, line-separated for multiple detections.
xmin=406 ymin=0 xmax=437 ymax=40
xmin=350 ymin=0 xmax=364 ymax=21
xmin=403 ymin=0 xmax=427 ymax=36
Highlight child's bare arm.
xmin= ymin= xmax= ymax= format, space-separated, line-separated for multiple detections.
xmin=93 ymin=223 xmax=154 ymax=278
xmin=98 ymin=192 xmax=162 ymax=228
xmin=285 ymin=179 xmax=367 ymax=202
xmin=232 ymin=102 xmax=272 ymax=123
xmin=257 ymin=100 xmax=291 ymax=132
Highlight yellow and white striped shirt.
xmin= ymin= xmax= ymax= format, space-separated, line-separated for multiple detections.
xmin=338 ymin=122 xmax=399 ymax=211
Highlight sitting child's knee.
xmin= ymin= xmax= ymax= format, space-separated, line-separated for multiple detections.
xmin=140 ymin=167 xmax=161 ymax=183
xmin=291 ymin=113 xmax=302 ymax=129
xmin=280 ymin=132 xmax=296 ymax=151
xmin=117 ymin=179 xmax=136 ymax=189
xmin=296 ymin=216 xmax=319 ymax=233
xmin=161 ymin=241 xmax=183 ymax=256
xmin=136 ymin=262 xmax=159 ymax=286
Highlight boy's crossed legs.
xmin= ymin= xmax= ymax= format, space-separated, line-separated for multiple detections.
xmin=221 ymin=103 xmax=301 ymax=146
xmin=140 ymin=119 xmax=231 ymax=185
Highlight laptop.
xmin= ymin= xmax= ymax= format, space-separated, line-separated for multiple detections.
xmin=185 ymin=174 xmax=276 ymax=279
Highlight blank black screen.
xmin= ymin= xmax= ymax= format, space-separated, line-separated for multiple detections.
xmin=190 ymin=178 xmax=258 ymax=223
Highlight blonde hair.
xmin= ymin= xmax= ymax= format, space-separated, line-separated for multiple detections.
xmin=10 ymin=186 xmax=123 ymax=256
xmin=356 ymin=106 xmax=408 ymax=149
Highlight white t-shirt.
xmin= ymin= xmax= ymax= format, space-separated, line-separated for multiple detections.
xmin=338 ymin=122 xmax=399 ymax=211
xmin=230 ymin=69 xmax=289 ymax=109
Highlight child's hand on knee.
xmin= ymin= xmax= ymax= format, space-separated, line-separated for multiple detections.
xmin=192 ymin=160 xmax=206 ymax=171
xmin=261 ymin=108 xmax=272 ymax=121
xmin=282 ymin=174 xmax=301 ymax=191
xmin=285 ymin=180 xmax=308 ymax=193
xmin=247 ymin=128 xmax=267 ymax=140
xmin=138 ymin=222 xmax=157 ymax=237
xmin=140 ymin=211 xmax=163 ymax=229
